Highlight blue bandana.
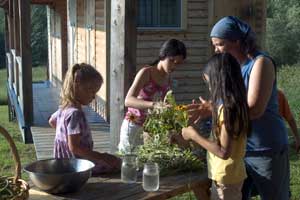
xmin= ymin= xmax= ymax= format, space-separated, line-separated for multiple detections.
xmin=210 ymin=16 xmax=251 ymax=41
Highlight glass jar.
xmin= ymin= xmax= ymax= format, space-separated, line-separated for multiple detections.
xmin=121 ymin=154 xmax=137 ymax=183
xmin=142 ymin=162 xmax=159 ymax=191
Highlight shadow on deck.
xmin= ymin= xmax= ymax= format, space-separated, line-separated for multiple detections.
xmin=31 ymin=81 xmax=110 ymax=160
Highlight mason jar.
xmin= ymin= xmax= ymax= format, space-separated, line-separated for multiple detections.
xmin=121 ymin=154 xmax=137 ymax=183
xmin=142 ymin=162 xmax=159 ymax=191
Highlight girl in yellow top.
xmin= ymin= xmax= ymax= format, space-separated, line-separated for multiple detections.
xmin=182 ymin=53 xmax=250 ymax=200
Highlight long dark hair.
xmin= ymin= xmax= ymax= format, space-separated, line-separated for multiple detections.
xmin=204 ymin=53 xmax=250 ymax=138
xmin=150 ymin=38 xmax=187 ymax=66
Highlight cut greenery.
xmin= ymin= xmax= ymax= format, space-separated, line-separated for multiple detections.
xmin=138 ymin=91 xmax=205 ymax=175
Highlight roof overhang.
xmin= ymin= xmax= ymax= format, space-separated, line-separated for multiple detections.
xmin=0 ymin=0 xmax=54 ymax=8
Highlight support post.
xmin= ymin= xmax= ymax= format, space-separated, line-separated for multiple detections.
xmin=19 ymin=0 xmax=33 ymax=143
xmin=110 ymin=0 xmax=137 ymax=153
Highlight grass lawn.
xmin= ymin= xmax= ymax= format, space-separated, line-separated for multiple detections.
xmin=0 ymin=65 xmax=300 ymax=199
xmin=0 ymin=66 xmax=47 ymax=105
xmin=0 ymin=66 xmax=46 ymax=180
xmin=278 ymin=65 xmax=300 ymax=199
xmin=0 ymin=67 xmax=7 ymax=105
xmin=0 ymin=105 xmax=36 ymax=180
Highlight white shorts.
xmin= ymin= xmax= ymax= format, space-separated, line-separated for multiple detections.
xmin=118 ymin=119 xmax=143 ymax=153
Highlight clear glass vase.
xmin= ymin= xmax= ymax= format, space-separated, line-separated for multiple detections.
xmin=142 ymin=162 xmax=159 ymax=191
xmin=121 ymin=154 xmax=137 ymax=183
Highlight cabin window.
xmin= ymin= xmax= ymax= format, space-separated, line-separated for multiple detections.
xmin=138 ymin=0 xmax=182 ymax=29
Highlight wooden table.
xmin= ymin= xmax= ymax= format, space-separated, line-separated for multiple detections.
xmin=29 ymin=172 xmax=211 ymax=200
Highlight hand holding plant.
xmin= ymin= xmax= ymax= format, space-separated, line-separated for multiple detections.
xmin=138 ymin=90 xmax=204 ymax=175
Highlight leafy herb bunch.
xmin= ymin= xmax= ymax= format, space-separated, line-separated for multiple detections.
xmin=143 ymin=90 xmax=188 ymax=140
xmin=138 ymin=91 xmax=204 ymax=175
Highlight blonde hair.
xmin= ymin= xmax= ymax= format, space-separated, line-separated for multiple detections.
xmin=60 ymin=63 xmax=103 ymax=108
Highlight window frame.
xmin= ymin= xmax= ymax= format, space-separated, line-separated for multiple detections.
xmin=137 ymin=0 xmax=187 ymax=31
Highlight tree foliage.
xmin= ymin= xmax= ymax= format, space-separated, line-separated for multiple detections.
xmin=0 ymin=6 xmax=47 ymax=68
xmin=266 ymin=0 xmax=300 ymax=66
xmin=0 ymin=10 xmax=5 ymax=68
xmin=31 ymin=5 xmax=48 ymax=66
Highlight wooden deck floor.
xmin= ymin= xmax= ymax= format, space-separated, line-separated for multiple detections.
xmin=31 ymin=81 xmax=110 ymax=160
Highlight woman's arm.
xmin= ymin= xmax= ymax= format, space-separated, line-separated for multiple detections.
xmin=286 ymin=117 xmax=300 ymax=152
xmin=124 ymin=67 xmax=155 ymax=109
xmin=247 ymin=56 xmax=275 ymax=119
xmin=181 ymin=125 xmax=232 ymax=159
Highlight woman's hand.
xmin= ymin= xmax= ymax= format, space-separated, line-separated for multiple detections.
xmin=187 ymin=97 xmax=212 ymax=124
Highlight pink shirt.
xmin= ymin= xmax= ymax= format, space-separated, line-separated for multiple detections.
xmin=125 ymin=68 xmax=170 ymax=125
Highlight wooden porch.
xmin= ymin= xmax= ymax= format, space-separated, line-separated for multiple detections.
xmin=31 ymin=81 xmax=110 ymax=160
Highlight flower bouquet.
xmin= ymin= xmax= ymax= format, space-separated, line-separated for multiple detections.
xmin=137 ymin=91 xmax=205 ymax=175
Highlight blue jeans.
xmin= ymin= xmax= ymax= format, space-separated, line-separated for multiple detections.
xmin=242 ymin=148 xmax=290 ymax=200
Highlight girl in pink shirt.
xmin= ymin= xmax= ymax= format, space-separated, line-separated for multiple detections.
xmin=118 ymin=39 xmax=187 ymax=153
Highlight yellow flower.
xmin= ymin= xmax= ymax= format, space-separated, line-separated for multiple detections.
xmin=175 ymin=105 xmax=187 ymax=111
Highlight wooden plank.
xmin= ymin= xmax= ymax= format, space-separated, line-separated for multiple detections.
xmin=136 ymin=48 xmax=207 ymax=57
xmin=67 ymin=0 xmax=77 ymax=66
xmin=31 ymin=112 xmax=111 ymax=159
xmin=110 ymin=0 xmax=137 ymax=153
xmin=19 ymin=0 xmax=33 ymax=143
xmin=8 ymin=0 xmax=14 ymax=49
xmin=95 ymin=0 xmax=104 ymax=9
xmin=137 ymin=56 xmax=207 ymax=65
xmin=13 ymin=0 xmax=20 ymax=55
xmin=137 ymin=40 xmax=208 ymax=49
xmin=86 ymin=0 xmax=95 ymax=66
xmin=76 ymin=0 xmax=86 ymax=63
xmin=187 ymin=1 xmax=208 ymax=11
xmin=57 ymin=0 xmax=68 ymax=78
xmin=181 ymin=0 xmax=187 ymax=30
xmin=47 ymin=7 xmax=53 ymax=82
xmin=103 ymin=0 xmax=110 ymax=120
xmin=29 ymin=172 xmax=210 ymax=200
xmin=188 ymin=10 xmax=208 ymax=18
xmin=137 ymin=33 xmax=208 ymax=41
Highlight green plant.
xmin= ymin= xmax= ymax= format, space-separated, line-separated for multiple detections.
xmin=143 ymin=90 xmax=189 ymax=138
xmin=138 ymin=91 xmax=204 ymax=175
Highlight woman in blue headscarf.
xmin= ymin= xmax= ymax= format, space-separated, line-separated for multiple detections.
xmin=209 ymin=16 xmax=289 ymax=200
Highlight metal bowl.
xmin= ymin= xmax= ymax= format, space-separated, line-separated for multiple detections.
xmin=24 ymin=158 xmax=95 ymax=194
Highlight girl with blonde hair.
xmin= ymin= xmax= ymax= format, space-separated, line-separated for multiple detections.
xmin=49 ymin=63 xmax=120 ymax=175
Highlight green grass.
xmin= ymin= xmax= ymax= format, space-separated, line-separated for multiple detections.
xmin=0 ymin=66 xmax=46 ymax=180
xmin=0 ymin=68 xmax=7 ymax=105
xmin=278 ymin=65 xmax=300 ymax=125
xmin=0 ymin=106 xmax=36 ymax=180
xmin=32 ymin=65 xmax=47 ymax=82
xmin=0 ymin=66 xmax=47 ymax=105
xmin=278 ymin=65 xmax=300 ymax=199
